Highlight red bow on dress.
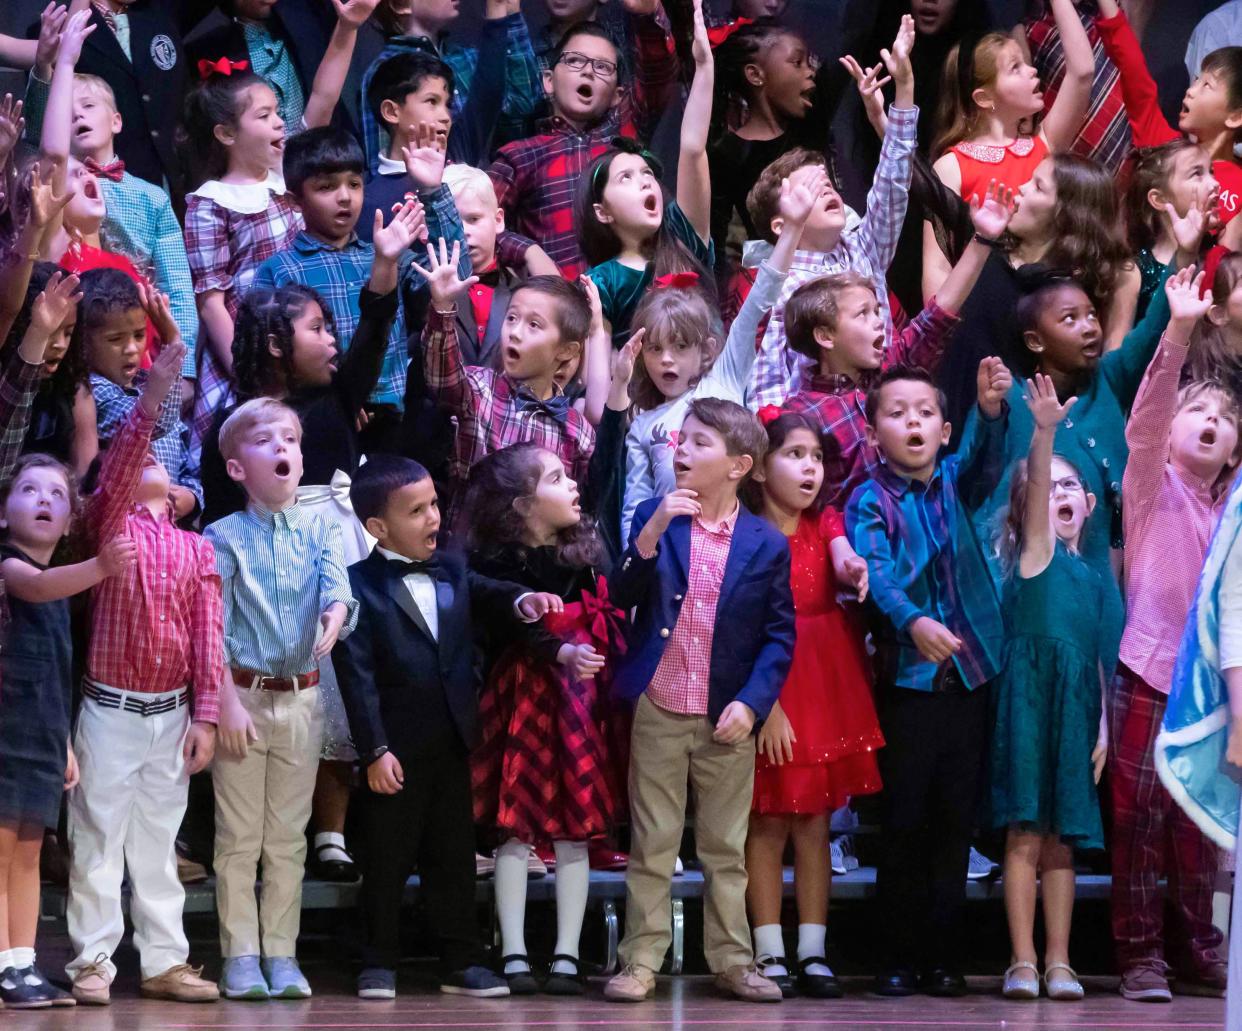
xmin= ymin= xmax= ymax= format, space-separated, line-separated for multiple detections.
xmin=653 ymin=271 xmax=700 ymax=290
xmin=707 ymin=17 xmax=753 ymax=49
xmin=84 ymin=157 xmax=125 ymax=182
xmin=197 ymin=57 xmax=249 ymax=79
xmin=757 ymin=405 xmax=783 ymax=427
xmin=579 ymin=576 xmax=626 ymax=657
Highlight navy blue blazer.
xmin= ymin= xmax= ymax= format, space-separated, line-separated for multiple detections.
xmin=610 ymin=498 xmax=796 ymax=725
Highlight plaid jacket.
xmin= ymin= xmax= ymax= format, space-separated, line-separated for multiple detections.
xmin=487 ymin=12 xmax=678 ymax=279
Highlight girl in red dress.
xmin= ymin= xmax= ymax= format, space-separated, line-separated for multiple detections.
xmin=462 ymin=443 xmax=626 ymax=998
xmin=744 ymin=409 xmax=883 ymax=999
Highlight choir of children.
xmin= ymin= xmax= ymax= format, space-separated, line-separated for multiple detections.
xmin=4 ymin=0 xmax=1242 ymax=1014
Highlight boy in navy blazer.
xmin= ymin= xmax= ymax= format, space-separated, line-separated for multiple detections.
xmin=333 ymin=455 xmax=561 ymax=1001
xmin=604 ymin=398 xmax=796 ymax=1004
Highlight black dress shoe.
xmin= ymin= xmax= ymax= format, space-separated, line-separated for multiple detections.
xmin=873 ymin=968 xmax=918 ymax=996
xmin=309 ymin=842 xmax=360 ymax=883
xmin=920 ymin=968 xmax=968 ymax=997
xmin=500 ymin=955 xmax=539 ymax=995
xmin=542 ymin=954 xmax=585 ymax=996
xmin=755 ymin=957 xmax=797 ymax=999
xmin=797 ymin=957 xmax=843 ymax=999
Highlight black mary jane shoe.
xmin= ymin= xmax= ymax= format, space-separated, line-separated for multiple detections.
xmin=919 ymin=967 xmax=968 ymax=998
xmin=797 ymin=957 xmax=843 ymax=999
xmin=542 ymin=955 xmax=586 ymax=996
xmin=756 ymin=956 xmax=797 ymax=999
xmin=500 ymin=955 xmax=539 ymax=995
xmin=309 ymin=842 xmax=360 ymax=883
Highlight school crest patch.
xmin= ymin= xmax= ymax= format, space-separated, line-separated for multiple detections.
xmin=150 ymin=34 xmax=177 ymax=71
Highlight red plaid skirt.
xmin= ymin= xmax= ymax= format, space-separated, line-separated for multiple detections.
xmin=471 ymin=580 xmax=627 ymax=843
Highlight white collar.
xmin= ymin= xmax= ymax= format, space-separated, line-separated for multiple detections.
xmin=377 ymin=153 xmax=406 ymax=176
xmin=189 ymin=170 xmax=287 ymax=213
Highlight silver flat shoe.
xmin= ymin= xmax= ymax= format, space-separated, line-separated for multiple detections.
xmin=1002 ymin=961 xmax=1040 ymax=1000
xmin=1044 ymin=963 xmax=1084 ymax=1001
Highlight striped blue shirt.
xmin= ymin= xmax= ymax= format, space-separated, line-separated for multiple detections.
xmin=205 ymin=501 xmax=358 ymax=677
xmin=845 ymin=408 xmax=1007 ymax=692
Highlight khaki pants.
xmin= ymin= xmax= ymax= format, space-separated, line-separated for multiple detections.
xmin=213 ymin=683 xmax=322 ymax=958
xmin=619 ymin=692 xmax=755 ymax=973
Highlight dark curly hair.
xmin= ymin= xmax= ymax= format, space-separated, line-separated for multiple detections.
xmin=741 ymin=409 xmax=823 ymax=513
xmin=710 ymin=18 xmax=802 ymax=138
xmin=1 ymin=262 xmax=89 ymax=404
xmin=178 ymin=69 xmax=266 ymax=186
xmin=231 ymin=284 xmax=337 ymax=400
xmin=458 ymin=443 xmax=605 ymax=572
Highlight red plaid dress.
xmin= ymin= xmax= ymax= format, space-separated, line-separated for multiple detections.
xmin=471 ymin=563 xmax=627 ymax=843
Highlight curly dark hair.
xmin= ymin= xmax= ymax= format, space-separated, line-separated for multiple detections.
xmin=458 ymin=443 xmax=605 ymax=572
xmin=710 ymin=18 xmax=802 ymax=138
xmin=231 ymin=284 xmax=336 ymax=400
xmin=741 ymin=409 xmax=823 ymax=513
xmin=1 ymin=262 xmax=89 ymax=404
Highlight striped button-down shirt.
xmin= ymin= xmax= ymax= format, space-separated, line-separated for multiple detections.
xmin=205 ymin=501 xmax=358 ymax=678
xmin=845 ymin=409 xmax=1006 ymax=693
xmin=749 ymin=106 xmax=918 ymax=408
xmin=85 ymin=407 xmax=224 ymax=723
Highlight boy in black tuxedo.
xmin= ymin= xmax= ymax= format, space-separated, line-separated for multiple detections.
xmin=333 ymin=454 xmax=561 ymax=1001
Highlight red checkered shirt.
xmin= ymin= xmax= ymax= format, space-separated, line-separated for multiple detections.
xmin=486 ymin=14 xmax=677 ymax=279
xmin=422 ymin=306 xmax=596 ymax=492
xmin=645 ymin=505 xmax=737 ymax=716
xmin=84 ymin=407 xmax=225 ymax=724
xmin=783 ymin=300 xmax=958 ymax=510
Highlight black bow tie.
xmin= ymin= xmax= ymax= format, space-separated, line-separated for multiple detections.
xmin=387 ymin=555 xmax=441 ymax=578
xmin=517 ymin=390 xmax=572 ymax=425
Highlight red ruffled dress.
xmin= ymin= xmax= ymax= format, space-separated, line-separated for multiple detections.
xmin=752 ymin=509 xmax=884 ymax=815
xmin=470 ymin=547 xmax=628 ymax=844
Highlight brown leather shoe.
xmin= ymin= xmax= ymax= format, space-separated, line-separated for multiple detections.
xmin=1176 ymin=960 xmax=1228 ymax=998
xmin=604 ymin=964 xmax=656 ymax=1002
xmin=715 ymin=964 xmax=783 ymax=1002
xmin=71 ymin=958 xmax=111 ymax=1006
xmin=140 ymin=964 xmax=220 ymax=1003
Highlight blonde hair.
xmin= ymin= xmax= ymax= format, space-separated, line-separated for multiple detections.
xmin=933 ymin=33 xmax=1026 ymax=157
xmin=218 ymin=398 xmax=303 ymax=462
xmin=443 ymin=163 xmax=498 ymax=209
xmin=629 ymin=286 xmax=717 ymax=413
xmin=72 ymin=73 xmax=118 ymax=112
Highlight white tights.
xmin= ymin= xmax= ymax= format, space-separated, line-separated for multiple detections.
xmin=494 ymin=839 xmax=590 ymax=974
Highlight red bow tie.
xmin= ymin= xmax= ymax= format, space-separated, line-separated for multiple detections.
xmin=84 ymin=157 xmax=125 ymax=183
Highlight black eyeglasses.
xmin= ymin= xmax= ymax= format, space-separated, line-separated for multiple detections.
xmin=557 ymin=51 xmax=618 ymax=78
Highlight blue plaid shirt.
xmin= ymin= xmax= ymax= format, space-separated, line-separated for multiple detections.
xmin=845 ymin=407 xmax=1007 ymax=692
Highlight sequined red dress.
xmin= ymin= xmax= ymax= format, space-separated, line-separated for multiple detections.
xmin=752 ymin=509 xmax=884 ymax=815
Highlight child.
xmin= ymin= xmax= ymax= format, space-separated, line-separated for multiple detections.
xmin=991 ymin=374 xmax=1115 ymax=1002
xmin=1189 ymin=253 xmax=1242 ymax=397
xmin=846 ymin=360 xmax=1010 ymax=997
xmin=748 ymin=16 xmax=915 ymax=409
xmin=68 ymin=74 xmax=199 ymax=365
xmin=930 ymin=0 xmax=1092 ymax=201
xmin=80 ymin=270 xmax=200 ymax=520
xmin=334 ymin=454 xmax=560 ymax=1000
xmin=742 ymin=408 xmax=878 ymax=1000
xmin=783 ymin=181 xmax=1015 ymax=509
xmin=487 ymin=18 xmax=677 ymax=278
xmin=580 ymin=0 xmax=713 ymax=347
xmin=416 ymin=240 xmax=596 ymax=511
xmin=65 ymin=340 xmax=222 ymax=1006
xmin=604 ymin=397 xmax=796 ymax=1004
xmin=620 ymin=168 xmax=820 ymax=540
xmin=461 ymin=443 xmax=625 ymax=994
xmin=1112 ymin=274 xmax=1235 ymax=1002
xmin=205 ymin=398 xmax=357 ymax=1001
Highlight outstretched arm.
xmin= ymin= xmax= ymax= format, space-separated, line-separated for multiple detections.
xmin=1039 ymin=0 xmax=1095 ymax=153
xmin=675 ymin=0 xmax=713 ymax=247
xmin=1017 ymin=372 xmax=1076 ymax=578
xmin=302 ymin=0 xmax=380 ymax=129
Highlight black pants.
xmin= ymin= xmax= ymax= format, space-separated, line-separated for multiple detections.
xmin=876 ymin=677 xmax=990 ymax=971
xmin=358 ymin=734 xmax=481 ymax=972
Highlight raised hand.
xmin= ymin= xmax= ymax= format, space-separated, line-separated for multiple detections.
xmin=0 ymin=95 xmax=25 ymax=165
xmin=28 ymin=271 xmax=82 ymax=341
xmin=139 ymin=337 xmax=188 ymax=417
xmin=35 ymin=3 xmax=70 ymax=74
xmin=970 ymin=179 xmax=1016 ymax=241
xmin=27 ymin=159 xmax=71 ymax=229
xmin=611 ymin=328 xmax=645 ymax=387
xmin=1167 ymin=195 xmax=1211 ymax=258
xmin=779 ymin=169 xmax=826 ymax=228
xmin=840 ymin=55 xmax=892 ymax=136
xmin=880 ymin=13 xmax=915 ymax=89
xmin=401 ymin=121 xmax=447 ymax=189
xmin=137 ymin=279 xmax=180 ymax=345
xmin=691 ymin=0 xmax=711 ymax=67
xmin=410 ymin=238 xmax=479 ymax=308
xmin=372 ymin=197 xmax=426 ymax=261
xmin=1023 ymin=371 xmax=1077 ymax=430
xmin=580 ymin=273 xmax=605 ymax=338
xmin=98 ymin=535 xmax=138 ymax=577
xmin=976 ymin=355 xmax=1012 ymax=418
xmin=1164 ymin=263 xmax=1211 ymax=326
xmin=330 ymin=0 xmax=382 ymax=28
xmin=57 ymin=7 xmax=96 ymax=68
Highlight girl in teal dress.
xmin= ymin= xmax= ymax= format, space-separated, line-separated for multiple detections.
xmin=575 ymin=0 xmax=715 ymax=348
xmin=991 ymin=374 xmax=1117 ymax=1004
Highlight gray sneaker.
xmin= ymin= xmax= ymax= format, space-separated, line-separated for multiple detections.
xmin=219 ymin=955 xmax=268 ymax=1000
xmin=967 ymin=847 xmax=999 ymax=881
xmin=262 ymin=957 xmax=311 ymax=999
xmin=357 ymin=967 xmax=397 ymax=1000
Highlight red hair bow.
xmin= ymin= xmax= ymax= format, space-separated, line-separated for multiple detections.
xmin=653 ymin=271 xmax=700 ymax=290
xmin=707 ymin=17 xmax=753 ymax=49
xmin=197 ymin=57 xmax=249 ymax=79
xmin=757 ymin=405 xmax=783 ymax=427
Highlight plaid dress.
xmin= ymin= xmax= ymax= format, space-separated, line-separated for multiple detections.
xmin=184 ymin=174 xmax=303 ymax=453
xmin=470 ymin=551 xmax=627 ymax=843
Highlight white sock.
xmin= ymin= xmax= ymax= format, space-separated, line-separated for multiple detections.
xmin=753 ymin=924 xmax=787 ymax=977
xmin=797 ymin=924 xmax=832 ymax=977
xmin=314 ymin=831 xmax=351 ymax=865
xmin=0 ymin=949 xmax=14 ymax=971
xmin=10 ymin=947 xmax=34 ymax=970
xmin=494 ymin=840 xmax=531 ymax=973
xmin=551 ymin=841 xmax=589 ymax=974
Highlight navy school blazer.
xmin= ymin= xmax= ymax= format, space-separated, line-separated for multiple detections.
xmin=609 ymin=497 xmax=796 ymax=725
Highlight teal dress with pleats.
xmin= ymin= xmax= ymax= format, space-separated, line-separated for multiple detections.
xmin=990 ymin=543 xmax=1115 ymax=849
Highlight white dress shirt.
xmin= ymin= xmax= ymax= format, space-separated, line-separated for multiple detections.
xmin=376 ymin=545 xmax=440 ymax=641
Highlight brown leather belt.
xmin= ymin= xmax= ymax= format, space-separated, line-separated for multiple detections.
xmin=231 ymin=667 xmax=320 ymax=692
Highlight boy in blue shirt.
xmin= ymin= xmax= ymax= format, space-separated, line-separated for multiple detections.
xmin=846 ymin=360 xmax=1010 ymax=999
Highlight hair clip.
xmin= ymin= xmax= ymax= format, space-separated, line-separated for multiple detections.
xmin=653 ymin=271 xmax=700 ymax=290
xmin=757 ymin=404 xmax=783 ymax=426
xmin=708 ymin=17 xmax=754 ymax=49
xmin=197 ymin=57 xmax=250 ymax=79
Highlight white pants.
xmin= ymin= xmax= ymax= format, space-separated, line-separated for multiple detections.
xmin=213 ymin=683 xmax=322 ymax=958
xmin=66 ymin=687 xmax=190 ymax=982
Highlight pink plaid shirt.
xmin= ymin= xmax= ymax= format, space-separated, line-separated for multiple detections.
xmin=85 ymin=407 xmax=225 ymax=724
xmin=645 ymin=505 xmax=737 ymax=716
